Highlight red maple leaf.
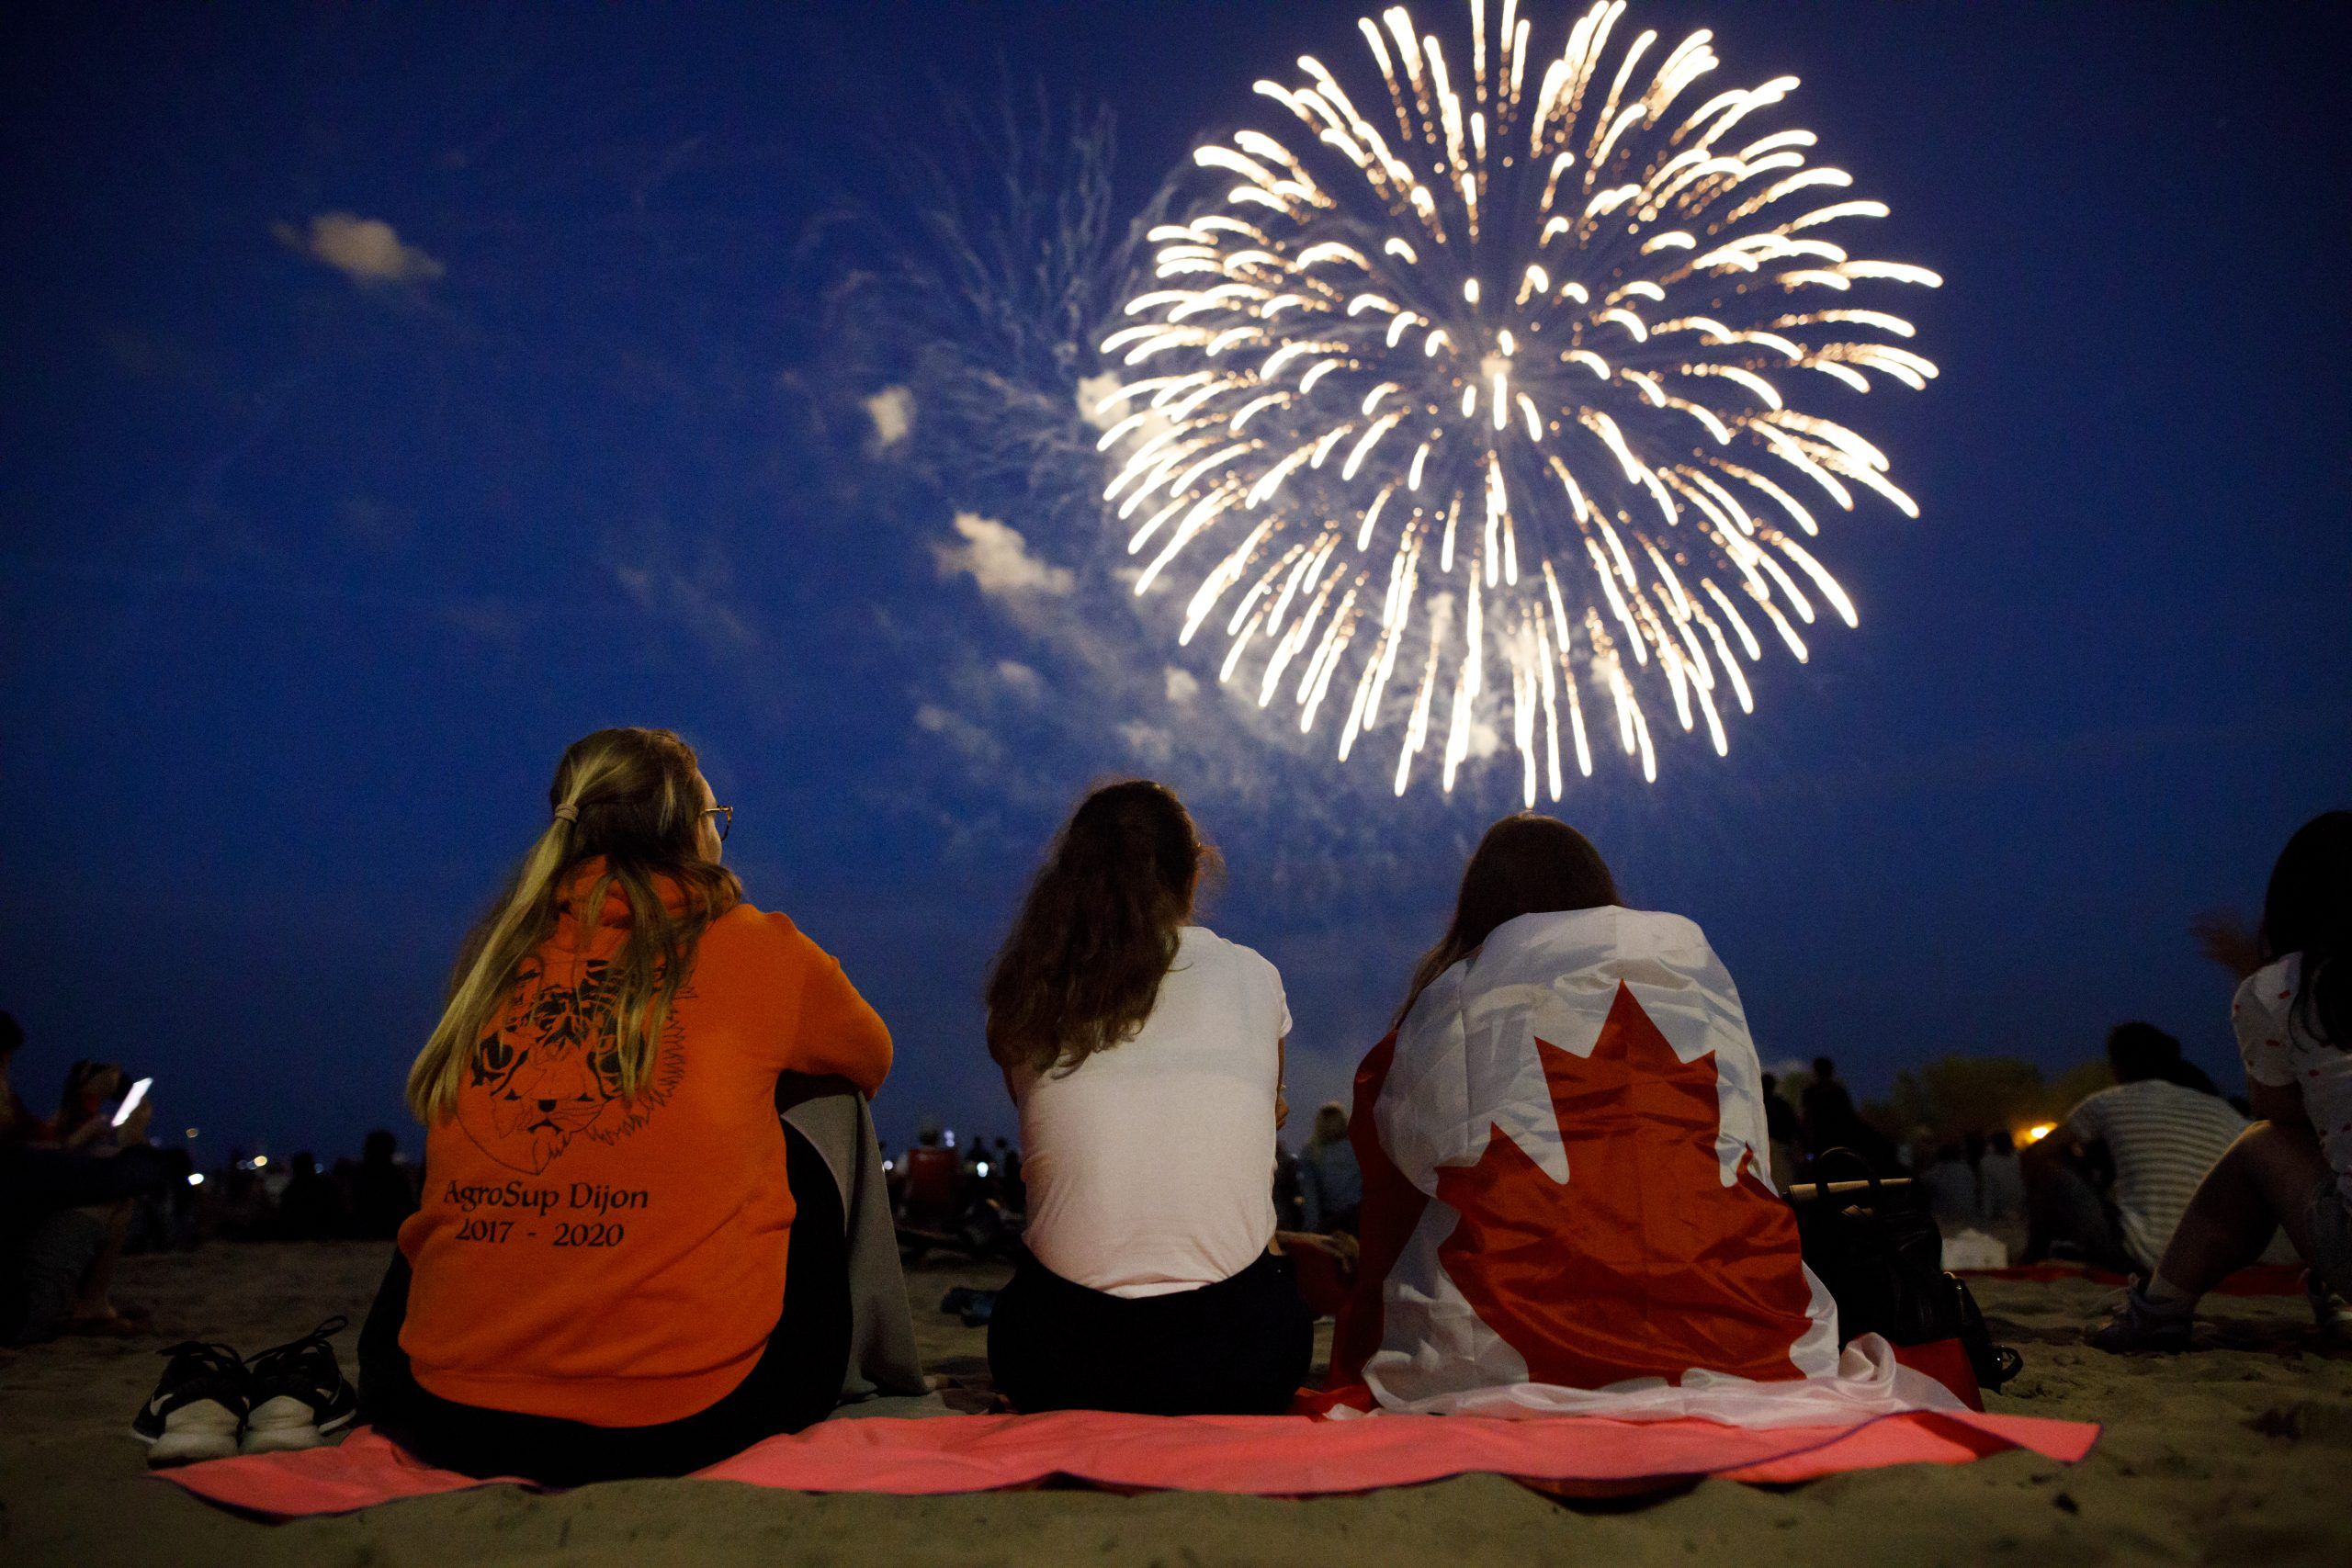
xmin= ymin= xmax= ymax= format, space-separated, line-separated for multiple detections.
xmin=1432 ymin=982 xmax=1818 ymax=1389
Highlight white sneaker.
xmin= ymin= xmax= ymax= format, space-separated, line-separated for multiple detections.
xmin=131 ymin=1342 xmax=249 ymax=1467
xmin=238 ymin=1316 xmax=357 ymax=1454
xmin=2309 ymin=1274 xmax=2352 ymax=1337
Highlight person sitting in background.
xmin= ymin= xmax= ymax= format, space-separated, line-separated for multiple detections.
xmin=125 ymin=1145 xmax=202 ymax=1255
xmin=1918 ymin=1141 xmax=1980 ymax=1233
xmin=1801 ymin=1056 xmax=1896 ymax=1173
xmin=214 ymin=1148 xmax=276 ymax=1239
xmin=0 ymin=1031 xmax=169 ymax=1342
xmin=1297 ymin=1102 xmax=1362 ymax=1235
xmin=2093 ymin=810 xmax=2352 ymax=1349
xmin=2030 ymin=1023 xmax=2245 ymax=1275
xmin=2157 ymin=1052 xmax=2223 ymax=1099
xmin=1329 ymin=816 xmax=1847 ymax=1412
xmin=53 ymin=1060 xmax=129 ymax=1151
xmin=983 ymin=781 xmax=1309 ymax=1416
xmin=989 ymin=1135 xmax=1026 ymax=1214
xmin=45 ymin=1060 xmax=153 ymax=1333
xmin=1759 ymin=1072 xmax=1803 ymax=1190
xmin=0 ymin=1013 xmax=32 ymax=1147
xmin=275 ymin=1152 xmax=345 ymax=1241
xmin=1978 ymin=1130 xmax=2029 ymax=1257
xmin=358 ymin=726 xmax=892 ymax=1484
xmin=897 ymin=1119 xmax=962 ymax=1229
xmin=345 ymin=1130 xmax=418 ymax=1239
xmin=1271 ymin=1138 xmax=1306 ymax=1232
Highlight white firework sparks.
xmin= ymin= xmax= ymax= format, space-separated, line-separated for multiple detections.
xmin=1097 ymin=0 xmax=1939 ymax=799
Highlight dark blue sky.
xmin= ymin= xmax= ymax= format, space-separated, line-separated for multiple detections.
xmin=5 ymin=2 xmax=2346 ymax=1163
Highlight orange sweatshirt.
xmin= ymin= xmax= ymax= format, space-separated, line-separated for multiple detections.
xmin=396 ymin=866 xmax=891 ymax=1427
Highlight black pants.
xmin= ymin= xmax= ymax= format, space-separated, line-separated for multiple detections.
xmin=2020 ymin=1149 xmax=2141 ymax=1273
xmin=988 ymin=1248 xmax=1313 ymax=1416
xmin=357 ymin=1122 xmax=851 ymax=1486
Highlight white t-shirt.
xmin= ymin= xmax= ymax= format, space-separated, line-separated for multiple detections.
xmin=2236 ymin=954 xmax=2352 ymax=1204
xmin=1012 ymin=926 xmax=1290 ymax=1298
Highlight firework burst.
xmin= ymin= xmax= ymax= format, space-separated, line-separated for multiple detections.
xmin=1096 ymin=0 xmax=1939 ymax=798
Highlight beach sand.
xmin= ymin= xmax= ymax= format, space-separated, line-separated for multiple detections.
xmin=3 ymin=1241 xmax=2346 ymax=1566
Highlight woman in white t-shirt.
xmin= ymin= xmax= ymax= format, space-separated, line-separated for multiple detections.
xmin=2092 ymin=810 xmax=2352 ymax=1350
xmin=982 ymin=780 xmax=1310 ymax=1414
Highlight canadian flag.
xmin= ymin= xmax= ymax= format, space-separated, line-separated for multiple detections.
xmin=1324 ymin=907 xmax=1959 ymax=1426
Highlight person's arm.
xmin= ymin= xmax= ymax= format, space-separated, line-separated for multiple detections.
xmin=2052 ymin=1098 xmax=2108 ymax=1181
xmin=1276 ymin=1034 xmax=1290 ymax=1131
xmin=1268 ymin=952 xmax=1294 ymax=1130
xmin=2031 ymin=1121 xmax=2111 ymax=1194
xmin=2248 ymin=1079 xmax=2311 ymax=1130
xmin=792 ymin=948 xmax=893 ymax=1098
xmin=114 ymin=1099 xmax=152 ymax=1148
xmin=58 ymin=1115 xmax=111 ymax=1153
xmin=2052 ymin=1126 xmax=2113 ymax=1191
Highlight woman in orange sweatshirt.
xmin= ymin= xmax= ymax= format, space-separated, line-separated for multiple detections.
xmin=357 ymin=727 xmax=891 ymax=1483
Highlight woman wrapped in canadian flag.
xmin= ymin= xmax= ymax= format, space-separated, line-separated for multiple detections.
xmin=1324 ymin=814 xmax=1956 ymax=1426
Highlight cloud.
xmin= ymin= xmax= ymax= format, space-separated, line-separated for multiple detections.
xmin=933 ymin=512 xmax=1074 ymax=598
xmin=1164 ymin=666 xmax=1200 ymax=705
xmin=439 ymin=597 xmax=526 ymax=642
xmin=1120 ymin=720 xmax=1174 ymax=764
xmin=996 ymin=660 xmax=1047 ymax=703
xmin=273 ymin=212 xmax=445 ymax=287
xmin=611 ymin=561 xmax=757 ymax=652
xmin=864 ymin=385 xmax=914 ymax=450
xmin=914 ymin=702 xmax=1001 ymax=764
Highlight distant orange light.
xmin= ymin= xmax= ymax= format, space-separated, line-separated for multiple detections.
xmin=2023 ymin=1122 xmax=2057 ymax=1145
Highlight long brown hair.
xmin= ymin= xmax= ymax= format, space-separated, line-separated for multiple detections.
xmin=985 ymin=780 xmax=1217 ymax=1076
xmin=406 ymin=727 xmax=741 ymax=1122
xmin=2263 ymin=809 xmax=2351 ymax=1048
xmin=1394 ymin=813 xmax=1621 ymax=1028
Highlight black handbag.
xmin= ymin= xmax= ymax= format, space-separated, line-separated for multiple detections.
xmin=1789 ymin=1148 xmax=2021 ymax=1393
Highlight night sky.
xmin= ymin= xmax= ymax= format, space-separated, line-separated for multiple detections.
xmin=5 ymin=2 xmax=2346 ymax=1166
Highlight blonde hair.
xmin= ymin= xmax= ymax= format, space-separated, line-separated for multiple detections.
xmin=406 ymin=728 xmax=740 ymax=1123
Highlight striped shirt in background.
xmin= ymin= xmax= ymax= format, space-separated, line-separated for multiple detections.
xmin=2064 ymin=1080 xmax=2245 ymax=1271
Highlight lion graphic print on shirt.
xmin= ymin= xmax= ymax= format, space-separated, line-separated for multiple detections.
xmin=458 ymin=958 xmax=687 ymax=1174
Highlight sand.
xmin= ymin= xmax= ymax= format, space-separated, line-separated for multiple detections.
xmin=3 ymin=1241 xmax=2347 ymax=1566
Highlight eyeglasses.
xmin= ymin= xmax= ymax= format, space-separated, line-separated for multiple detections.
xmin=701 ymin=805 xmax=733 ymax=842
